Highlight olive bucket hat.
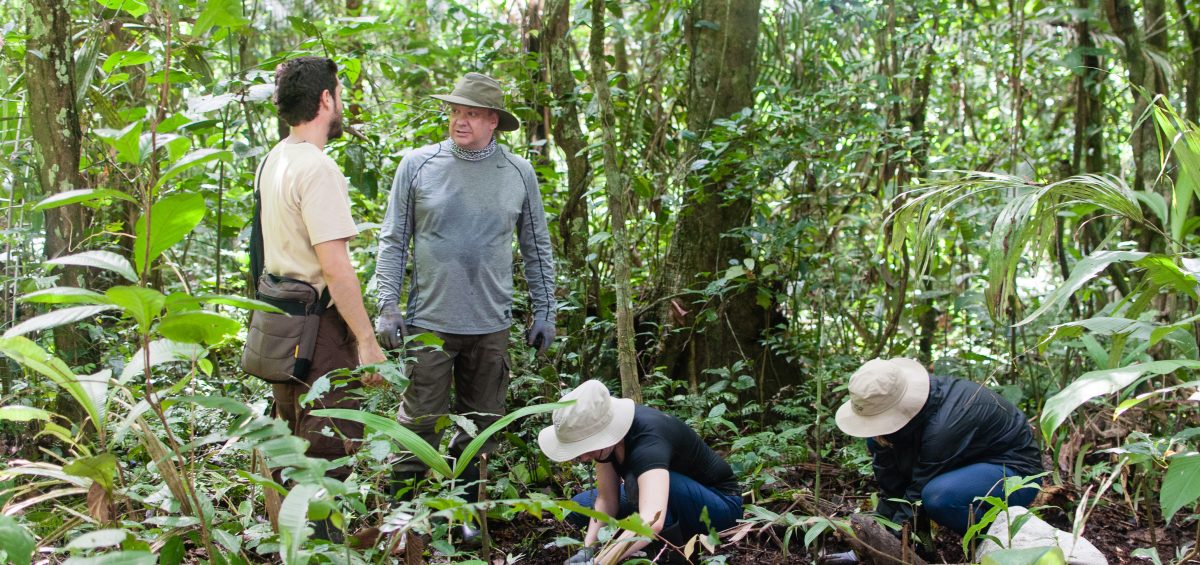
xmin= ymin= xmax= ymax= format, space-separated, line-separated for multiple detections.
xmin=431 ymin=72 xmax=520 ymax=132
xmin=835 ymin=358 xmax=931 ymax=438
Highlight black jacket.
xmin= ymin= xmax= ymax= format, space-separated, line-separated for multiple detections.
xmin=870 ymin=375 xmax=1042 ymax=524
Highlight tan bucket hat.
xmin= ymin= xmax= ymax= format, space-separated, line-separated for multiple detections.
xmin=835 ymin=358 xmax=931 ymax=438
xmin=430 ymin=72 xmax=520 ymax=132
xmin=538 ymin=380 xmax=636 ymax=462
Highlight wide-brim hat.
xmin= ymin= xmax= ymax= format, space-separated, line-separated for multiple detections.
xmin=538 ymin=380 xmax=636 ymax=462
xmin=835 ymin=358 xmax=931 ymax=438
xmin=430 ymin=72 xmax=520 ymax=132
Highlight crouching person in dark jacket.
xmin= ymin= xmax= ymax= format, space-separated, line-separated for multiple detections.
xmin=835 ymin=358 xmax=1043 ymax=535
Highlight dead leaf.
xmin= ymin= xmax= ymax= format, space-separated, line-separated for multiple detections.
xmin=86 ymin=480 xmax=115 ymax=523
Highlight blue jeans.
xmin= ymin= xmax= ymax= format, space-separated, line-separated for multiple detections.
xmin=566 ymin=471 xmax=743 ymax=539
xmin=922 ymin=462 xmax=1039 ymax=534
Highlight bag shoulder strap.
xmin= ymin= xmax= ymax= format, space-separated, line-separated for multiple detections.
xmin=249 ymin=155 xmax=270 ymax=290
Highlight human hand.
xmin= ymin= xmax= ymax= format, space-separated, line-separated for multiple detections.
xmin=358 ymin=341 xmax=388 ymax=388
xmin=563 ymin=546 xmax=594 ymax=565
xmin=527 ymin=319 xmax=556 ymax=355
xmin=374 ymin=302 xmax=407 ymax=350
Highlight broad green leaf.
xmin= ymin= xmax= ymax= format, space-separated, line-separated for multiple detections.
xmin=0 ymin=516 xmax=35 ymax=565
xmin=279 ymin=484 xmax=321 ymax=565
xmin=980 ymin=546 xmax=1066 ymax=565
xmin=105 ymin=286 xmax=165 ymax=335
xmin=0 ymin=338 xmax=102 ymax=436
xmin=1162 ymin=453 xmax=1200 ymax=523
xmin=47 ymin=251 xmax=138 ymax=283
xmin=299 ymin=375 xmax=330 ymax=408
xmin=19 ymin=287 xmax=109 ymax=305
xmin=1041 ymin=360 xmax=1200 ymax=440
xmin=454 ymin=400 xmax=573 ymax=478
xmin=194 ymin=293 xmax=284 ymax=313
xmin=118 ymin=339 xmax=207 ymax=385
xmin=174 ymin=395 xmax=253 ymax=417
xmin=154 ymin=148 xmax=232 ymax=190
xmin=1135 ymin=190 xmax=1168 ymax=227
xmin=1040 ymin=316 xmax=1153 ymax=349
xmin=100 ymin=50 xmax=153 ymax=73
xmin=95 ymin=121 xmax=144 ymax=165
xmin=63 ymin=551 xmax=154 ymax=565
xmin=194 ymin=0 xmax=251 ymax=36
xmin=159 ymin=536 xmax=184 ymax=565
xmin=156 ymin=311 xmax=240 ymax=345
xmin=1137 ymin=256 xmax=1200 ymax=298
xmin=133 ymin=192 xmax=206 ymax=275
xmin=311 ymin=408 xmax=452 ymax=476
xmin=65 ymin=528 xmax=127 ymax=550
xmin=614 ymin=512 xmax=657 ymax=538
xmin=0 ymin=405 xmax=52 ymax=422
xmin=33 ymin=189 xmax=138 ymax=211
xmin=63 ymin=453 xmax=119 ymax=492
xmin=2 ymin=304 xmax=119 ymax=338
xmin=1016 ymin=250 xmax=1148 ymax=326
xmin=213 ymin=528 xmax=241 ymax=553
xmin=95 ymin=0 xmax=149 ymax=17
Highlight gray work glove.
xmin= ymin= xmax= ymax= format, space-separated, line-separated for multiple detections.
xmin=564 ymin=546 xmax=594 ymax=565
xmin=817 ymin=550 xmax=858 ymax=565
xmin=527 ymin=319 xmax=556 ymax=355
xmin=375 ymin=302 xmax=407 ymax=350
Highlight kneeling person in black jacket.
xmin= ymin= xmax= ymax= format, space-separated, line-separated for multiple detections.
xmin=836 ymin=358 xmax=1043 ymax=535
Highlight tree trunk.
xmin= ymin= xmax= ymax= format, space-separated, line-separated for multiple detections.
xmin=1074 ymin=0 xmax=1106 ymax=174
xmin=1177 ymin=0 xmax=1200 ymax=123
xmin=545 ymin=0 xmax=596 ymax=377
xmin=590 ymin=0 xmax=641 ymax=402
xmin=26 ymin=0 xmax=91 ymax=367
xmin=1105 ymin=0 xmax=1165 ymax=194
xmin=655 ymin=0 xmax=762 ymax=391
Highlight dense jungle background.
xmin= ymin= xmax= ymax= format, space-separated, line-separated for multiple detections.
xmin=2 ymin=0 xmax=1200 ymax=563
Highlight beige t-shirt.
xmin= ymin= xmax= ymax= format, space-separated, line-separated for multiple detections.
xmin=258 ymin=141 xmax=357 ymax=296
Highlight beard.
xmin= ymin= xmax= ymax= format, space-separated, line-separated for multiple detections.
xmin=327 ymin=110 xmax=344 ymax=140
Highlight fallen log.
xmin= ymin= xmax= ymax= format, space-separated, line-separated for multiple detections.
xmin=845 ymin=513 xmax=928 ymax=565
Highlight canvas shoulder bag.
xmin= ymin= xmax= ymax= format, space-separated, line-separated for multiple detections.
xmin=239 ymin=154 xmax=330 ymax=384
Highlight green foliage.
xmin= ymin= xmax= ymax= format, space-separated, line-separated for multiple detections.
xmin=1160 ymin=452 xmax=1200 ymax=523
xmin=980 ymin=546 xmax=1066 ymax=565
xmin=1041 ymin=360 xmax=1200 ymax=440
xmin=133 ymin=192 xmax=206 ymax=277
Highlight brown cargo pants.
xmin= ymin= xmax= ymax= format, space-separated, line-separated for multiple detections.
xmin=272 ymin=306 xmax=364 ymax=478
xmin=395 ymin=326 xmax=510 ymax=473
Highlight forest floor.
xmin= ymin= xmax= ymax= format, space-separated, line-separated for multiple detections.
xmin=486 ymin=462 xmax=1196 ymax=564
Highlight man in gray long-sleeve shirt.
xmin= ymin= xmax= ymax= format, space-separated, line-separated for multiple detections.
xmin=374 ymin=73 xmax=557 ymax=518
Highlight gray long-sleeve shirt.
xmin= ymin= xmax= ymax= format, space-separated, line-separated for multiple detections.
xmin=375 ymin=141 xmax=557 ymax=334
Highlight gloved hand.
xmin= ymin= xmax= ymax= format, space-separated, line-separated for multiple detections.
xmin=375 ymin=302 xmax=407 ymax=350
xmin=564 ymin=546 xmax=594 ymax=565
xmin=817 ymin=550 xmax=858 ymax=565
xmin=527 ymin=319 xmax=556 ymax=355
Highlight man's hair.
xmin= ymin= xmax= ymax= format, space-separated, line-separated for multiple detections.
xmin=273 ymin=56 xmax=339 ymax=126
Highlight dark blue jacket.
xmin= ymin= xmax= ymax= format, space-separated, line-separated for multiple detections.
xmin=869 ymin=375 xmax=1043 ymax=524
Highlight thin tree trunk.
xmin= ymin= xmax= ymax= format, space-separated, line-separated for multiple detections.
xmin=1105 ymin=0 xmax=1163 ymax=194
xmin=545 ymin=0 xmax=595 ymax=377
xmin=1177 ymin=0 xmax=1200 ymax=123
xmin=590 ymin=0 xmax=641 ymax=402
xmin=655 ymin=0 xmax=763 ymax=388
xmin=26 ymin=0 xmax=91 ymax=368
xmin=1074 ymin=0 xmax=1106 ymax=174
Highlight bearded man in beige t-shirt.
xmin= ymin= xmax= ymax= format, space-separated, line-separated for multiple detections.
xmin=257 ymin=57 xmax=386 ymax=490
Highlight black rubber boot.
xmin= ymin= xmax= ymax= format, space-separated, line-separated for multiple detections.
xmin=388 ymin=469 xmax=424 ymax=501
xmin=312 ymin=517 xmax=344 ymax=543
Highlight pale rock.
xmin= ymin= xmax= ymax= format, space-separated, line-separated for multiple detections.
xmin=976 ymin=506 xmax=1107 ymax=565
